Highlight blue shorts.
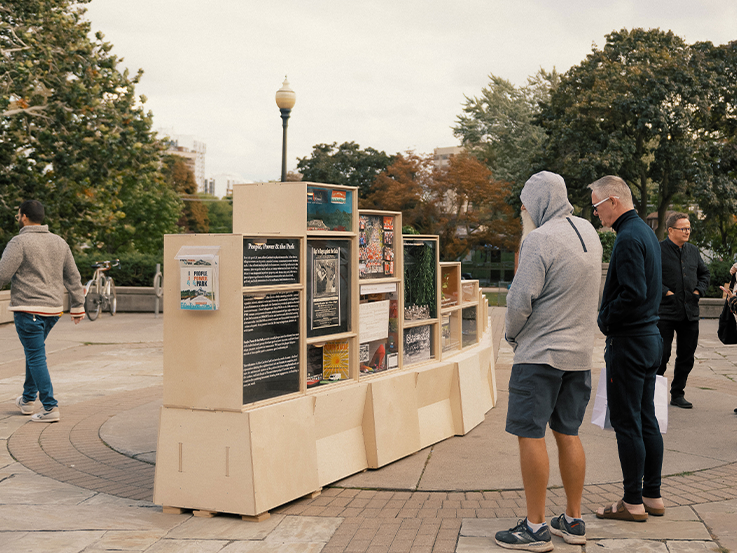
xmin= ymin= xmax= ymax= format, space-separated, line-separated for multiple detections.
xmin=505 ymin=363 xmax=591 ymax=439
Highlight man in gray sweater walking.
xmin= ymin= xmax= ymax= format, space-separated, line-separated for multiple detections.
xmin=0 ymin=200 xmax=85 ymax=422
xmin=495 ymin=172 xmax=602 ymax=552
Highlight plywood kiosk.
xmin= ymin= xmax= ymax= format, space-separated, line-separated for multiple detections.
xmin=153 ymin=182 xmax=497 ymax=520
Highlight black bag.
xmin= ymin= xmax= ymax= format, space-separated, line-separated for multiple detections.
xmin=718 ymin=274 xmax=737 ymax=345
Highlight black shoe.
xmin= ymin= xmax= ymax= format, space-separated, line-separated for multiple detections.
xmin=671 ymin=396 xmax=692 ymax=409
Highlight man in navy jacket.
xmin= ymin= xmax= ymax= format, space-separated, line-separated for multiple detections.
xmin=657 ymin=212 xmax=709 ymax=409
xmin=590 ymin=176 xmax=665 ymax=523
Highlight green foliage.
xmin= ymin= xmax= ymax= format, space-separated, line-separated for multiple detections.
xmin=453 ymin=70 xmax=558 ymax=201
xmin=296 ymin=141 xmax=395 ymax=199
xmin=161 ymin=155 xmax=208 ymax=233
xmin=402 ymin=225 xmax=420 ymax=235
xmin=74 ymin=250 xmax=161 ymax=287
xmin=0 ymin=0 xmax=181 ymax=254
xmin=705 ymin=259 xmax=735 ymax=298
xmin=201 ymin=194 xmax=233 ymax=233
xmin=598 ymin=230 xmax=616 ymax=263
xmin=539 ymin=29 xmax=710 ymax=236
xmin=404 ymin=240 xmax=437 ymax=317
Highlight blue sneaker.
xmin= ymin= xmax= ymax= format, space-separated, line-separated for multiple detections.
xmin=495 ymin=518 xmax=554 ymax=552
xmin=549 ymin=513 xmax=586 ymax=545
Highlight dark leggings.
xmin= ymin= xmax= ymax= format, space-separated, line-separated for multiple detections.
xmin=605 ymin=333 xmax=664 ymax=504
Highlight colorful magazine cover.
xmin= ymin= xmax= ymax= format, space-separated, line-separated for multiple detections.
xmin=323 ymin=340 xmax=349 ymax=380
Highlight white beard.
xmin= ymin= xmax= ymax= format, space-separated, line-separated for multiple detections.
xmin=521 ymin=209 xmax=537 ymax=246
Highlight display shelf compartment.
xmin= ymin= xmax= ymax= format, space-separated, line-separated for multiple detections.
xmin=403 ymin=323 xmax=437 ymax=366
xmin=403 ymin=236 xmax=439 ymax=323
xmin=440 ymin=262 xmax=461 ymax=309
xmin=462 ymin=280 xmax=480 ymax=305
xmin=441 ymin=311 xmax=461 ymax=353
xmin=462 ymin=306 xmax=479 ymax=348
xmin=358 ymin=210 xmax=401 ymax=280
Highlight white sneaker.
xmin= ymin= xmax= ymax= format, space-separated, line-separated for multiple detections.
xmin=16 ymin=396 xmax=34 ymax=415
xmin=30 ymin=407 xmax=60 ymax=423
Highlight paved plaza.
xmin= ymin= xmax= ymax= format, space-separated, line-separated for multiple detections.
xmin=1 ymin=309 xmax=736 ymax=552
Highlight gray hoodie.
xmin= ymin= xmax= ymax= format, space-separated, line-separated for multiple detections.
xmin=0 ymin=225 xmax=85 ymax=317
xmin=505 ymin=171 xmax=602 ymax=371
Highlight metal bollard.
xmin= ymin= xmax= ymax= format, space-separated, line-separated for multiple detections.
xmin=153 ymin=263 xmax=163 ymax=318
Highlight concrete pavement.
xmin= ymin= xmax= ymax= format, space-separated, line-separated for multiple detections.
xmin=1 ymin=310 xmax=736 ymax=552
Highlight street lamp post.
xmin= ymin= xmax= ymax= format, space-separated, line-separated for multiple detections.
xmin=275 ymin=77 xmax=296 ymax=182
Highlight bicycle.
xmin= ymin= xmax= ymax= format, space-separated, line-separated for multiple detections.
xmin=84 ymin=259 xmax=119 ymax=321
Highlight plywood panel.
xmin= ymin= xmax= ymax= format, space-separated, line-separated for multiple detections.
xmin=163 ymin=234 xmax=244 ymax=411
xmin=153 ymin=407 xmax=255 ymax=515
xmin=313 ymin=384 xmax=369 ymax=486
xmin=233 ymin=182 xmax=307 ymax=236
xmin=415 ymin=363 xmax=456 ymax=448
xmin=248 ymin=397 xmax=319 ymax=513
xmin=363 ymin=372 xmax=421 ymax=468
xmin=453 ymin=353 xmax=487 ymax=435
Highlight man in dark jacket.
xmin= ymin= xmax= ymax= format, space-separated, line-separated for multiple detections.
xmin=590 ymin=176 xmax=665 ymax=522
xmin=657 ymin=212 xmax=709 ymax=409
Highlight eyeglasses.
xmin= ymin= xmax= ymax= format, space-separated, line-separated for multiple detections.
xmin=592 ymin=196 xmax=618 ymax=214
xmin=670 ymin=226 xmax=691 ymax=234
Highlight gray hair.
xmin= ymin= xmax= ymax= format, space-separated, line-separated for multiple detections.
xmin=588 ymin=176 xmax=633 ymax=208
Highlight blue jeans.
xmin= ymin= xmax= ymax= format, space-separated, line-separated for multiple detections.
xmin=15 ymin=312 xmax=59 ymax=410
xmin=605 ymin=332 xmax=664 ymax=505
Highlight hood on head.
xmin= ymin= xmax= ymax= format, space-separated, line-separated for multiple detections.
xmin=520 ymin=171 xmax=573 ymax=227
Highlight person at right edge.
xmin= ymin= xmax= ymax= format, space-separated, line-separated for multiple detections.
xmin=657 ymin=212 xmax=709 ymax=409
xmin=590 ymin=176 xmax=666 ymax=523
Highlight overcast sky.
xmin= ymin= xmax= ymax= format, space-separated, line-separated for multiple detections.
xmin=84 ymin=0 xmax=737 ymax=184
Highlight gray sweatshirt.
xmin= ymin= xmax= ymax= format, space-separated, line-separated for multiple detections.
xmin=0 ymin=225 xmax=85 ymax=317
xmin=505 ymin=172 xmax=603 ymax=371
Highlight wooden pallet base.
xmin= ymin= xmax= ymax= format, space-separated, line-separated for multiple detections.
xmin=162 ymin=505 xmax=270 ymax=522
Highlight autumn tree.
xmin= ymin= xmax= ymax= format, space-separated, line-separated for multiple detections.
xmin=364 ymin=152 xmax=520 ymax=260
xmin=296 ymin=141 xmax=395 ymax=198
xmin=361 ymin=152 xmax=435 ymax=232
xmin=539 ymin=28 xmax=707 ymax=237
xmin=162 ymin=156 xmax=208 ymax=233
xmin=428 ymin=152 xmax=520 ymax=260
xmin=0 ymin=0 xmax=181 ymax=253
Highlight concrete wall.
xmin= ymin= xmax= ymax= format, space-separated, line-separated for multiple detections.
xmin=0 ymin=287 xmax=163 ymax=324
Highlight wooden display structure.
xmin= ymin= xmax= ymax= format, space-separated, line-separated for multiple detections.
xmin=153 ymin=182 xmax=497 ymax=519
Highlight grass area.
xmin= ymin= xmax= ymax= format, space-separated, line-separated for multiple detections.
xmin=484 ymin=291 xmax=507 ymax=307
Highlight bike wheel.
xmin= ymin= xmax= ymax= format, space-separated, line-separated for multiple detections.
xmin=85 ymin=279 xmax=102 ymax=321
xmin=107 ymin=278 xmax=117 ymax=315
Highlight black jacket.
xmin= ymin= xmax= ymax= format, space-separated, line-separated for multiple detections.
xmin=598 ymin=210 xmax=662 ymax=336
xmin=659 ymin=238 xmax=710 ymax=322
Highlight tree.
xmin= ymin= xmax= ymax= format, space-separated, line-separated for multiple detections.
xmin=296 ymin=141 xmax=395 ymax=198
xmin=428 ymin=152 xmax=520 ymax=260
xmin=364 ymin=152 xmax=520 ymax=260
xmin=539 ymin=28 xmax=706 ymax=237
xmin=689 ymin=40 xmax=737 ymax=259
xmin=162 ymin=155 xmax=208 ymax=233
xmin=361 ymin=152 xmax=435 ymax=232
xmin=200 ymin=193 xmax=233 ymax=233
xmin=453 ymin=70 xmax=558 ymax=201
xmin=0 ymin=0 xmax=181 ymax=253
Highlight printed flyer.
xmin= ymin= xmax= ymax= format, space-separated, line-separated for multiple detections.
xmin=311 ymin=246 xmax=340 ymax=330
xmin=175 ymin=246 xmax=220 ymax=311
xmin=322 ymin=340 xmax=349 ymax=380
xmin=403 ymin=325 xmax=432 ymax=365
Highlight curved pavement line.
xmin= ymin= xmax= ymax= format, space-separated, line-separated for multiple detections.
xmin=7 ymin=382 xmax=737 ymax=518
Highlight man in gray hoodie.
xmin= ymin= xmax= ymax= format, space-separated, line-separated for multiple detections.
xmin=495 ymin=172 xmax=602 ymax=552
xmin=0 ymin=200 xmax=85 ymax=422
